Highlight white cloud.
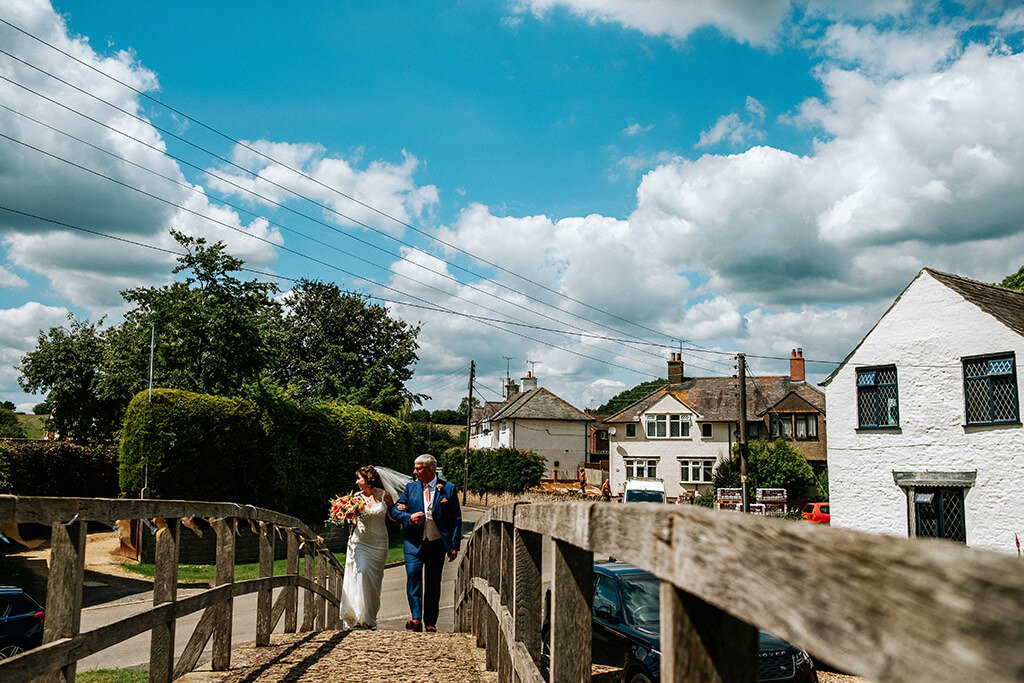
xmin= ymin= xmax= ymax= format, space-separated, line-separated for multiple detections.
xmin=205 ymin=142 xmax=439 ymax=237
xmin=696 ymin=97 xmax=766 ymax=148
xmin=623 ymin=122 xmax=654 ymax=136
xmin=0 ymin=266 xmax=27 ymax=288
xmin=0 ymin=301 xmax=70 ymax=407
xmin=818 ymin=23 xmax=961 ymax=77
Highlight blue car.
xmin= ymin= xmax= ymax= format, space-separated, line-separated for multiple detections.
xmin=553 ymin=563 xmax=818 ymax=683
xmin=0 ymin=587 xmax=45 ymax=659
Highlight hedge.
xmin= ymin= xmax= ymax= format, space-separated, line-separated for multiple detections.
xmin=439 ymin=446 xmax=545 ymax=493
xmin=119 ymin=389 xmax=413 ymax=523
xmin=0 ymin=441 xmax=119 ymax=497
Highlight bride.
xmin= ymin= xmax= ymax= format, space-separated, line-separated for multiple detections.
xmin=338 ymin=465 xmax=395 ymax=629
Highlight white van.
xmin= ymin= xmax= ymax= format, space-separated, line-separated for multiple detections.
xmin=622 ymin=478 xmax=666 ymax=503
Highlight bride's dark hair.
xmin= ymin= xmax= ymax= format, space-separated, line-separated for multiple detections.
xmin=356 ymin=465 xmax=383 ymax=489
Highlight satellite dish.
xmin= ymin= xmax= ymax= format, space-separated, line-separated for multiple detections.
xmin=608 ymin=427 xmax=616 ymax=436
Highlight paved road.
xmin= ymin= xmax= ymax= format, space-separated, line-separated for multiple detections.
xmin=79 ymin=507 xmax=485 ymax=671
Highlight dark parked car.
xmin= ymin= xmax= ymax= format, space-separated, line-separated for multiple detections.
xmin=0 ymin=587 xmax=45 ymax=659
xmin=549 ymin=563 xmax=818 ymax=683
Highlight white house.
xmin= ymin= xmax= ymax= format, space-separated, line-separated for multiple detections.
xmin=606 ymin=353 xmax=825 ymax=500
xmin=822 ymin=268 xmax=1024 ymax=554
xmin=469 ymin=372 xmax=592 ymax=479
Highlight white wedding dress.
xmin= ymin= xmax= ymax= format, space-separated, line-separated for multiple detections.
xmin=339 ymin=496 xmax=389 ymax=629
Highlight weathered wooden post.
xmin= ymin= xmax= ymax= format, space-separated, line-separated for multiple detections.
xmin=301 ymin=544 xmax=315 ymax=631
xmin=211 ymin=518 xmax=235 ymax=671
xmin=485 ymin=521 xmax=499 ymax=672
xmin=285 ymin=529 xmax=299 ymax=633
xmin=315 ymin=551 xmax=327 ymax=630
xmin=327 ymin=569 xmax=341 ymax=629
xmin=256 ymin=521 xmax=275 ymax=646
xmin=550 ymin=539 xmax=592 ymax=683
xmin=513 ymin=526 xmax=542 ymax=668
xmin=39 ymin=519 xmax=86 ymax=683
xmin=659 ymin=583 xmax=758 ymax=682
xmin=473 ymin=526 xmax=485 ymax=649
xmin=498 ymin=519 xmax=513 ymax=681
xmin=149 ymin=518 xmax=180 ymax=682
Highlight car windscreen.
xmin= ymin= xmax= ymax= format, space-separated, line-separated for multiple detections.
xmin=620 ymin=575 xmax=660 ymax=628
xmin=624 ymin=490 xmax=664 ymax=503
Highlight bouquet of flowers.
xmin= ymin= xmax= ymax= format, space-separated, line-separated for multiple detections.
xmin=327 ymin=493 xmax=366 ymax=526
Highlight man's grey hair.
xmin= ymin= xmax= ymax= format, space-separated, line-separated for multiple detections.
xmin=414 ymin=453 xmax=437 ymax=468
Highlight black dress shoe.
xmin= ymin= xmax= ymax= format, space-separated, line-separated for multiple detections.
xmin=405 ymin=618 xmax=422 ymax=632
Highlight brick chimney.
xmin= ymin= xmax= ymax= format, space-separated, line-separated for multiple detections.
xmin=667 ymin=353 xmax=684 ymax=384
xmin=790 ymin=348 xmax=805 ymax=382
xmin=504 ymin=377 xmax=519 ymax=400
xmin=521 ymin=371 xmax=538 ymax=391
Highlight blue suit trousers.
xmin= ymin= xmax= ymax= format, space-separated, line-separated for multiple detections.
xmin=405 ymin=538 xmax=446 ymax=625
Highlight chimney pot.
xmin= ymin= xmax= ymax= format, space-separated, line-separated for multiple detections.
xmin=790 ymin=348 xmax=806 ymax=382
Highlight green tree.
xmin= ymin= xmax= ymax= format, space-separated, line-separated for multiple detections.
xmin=456 ymin=396 xmax=481 ymax=425
xmin=32 ymin=401 xmax=51 ymax=415
xmin=1001 ymin=265 xmax=1024 ymax=291
xmin=411 ymin=422 xmax=462 ymax=455
xmin=1 ymin=401 xmax=15 ymax=412
xmin=18 ymin=316 xmax=123 ymax=440
xmin=0 ymin=407 xmax=25 ymax=438
xmin=592 ymin=379 xmax=667 ymax=415
xmin=276 ymin=279 xmax=421 ymax=415
xmin=430 ymin=409 xmax=461 ymax=425
xmin=121 ymin=230 xmax=281 ymax=397
xmin=710 ymin=439 xmax=816 ymax=507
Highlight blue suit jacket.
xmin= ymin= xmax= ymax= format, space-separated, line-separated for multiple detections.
xmin=390 ymin=478 xmax=462 ymax=553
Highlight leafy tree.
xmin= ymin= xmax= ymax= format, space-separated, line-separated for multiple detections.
xmin=121 ymin=230 xmax=281 ymax=397
xmin=710 ymin=439 xmax=817 ymax=507
xmin=411 ymin=422 xmax=462 ymax=455
xmin=1 ymin=401 xmax=15 ymax=412
xmin=1000 ymin=266 xmax=1024 ymax=291
xmin=456 ymin=396 xmax=481 ymax=425
xmin=430 ymin=409 xmax=461 ymax=425
xmin=18 ymin=316 xmax=124 ymax=441
xmin=0 ymin=408 xmax=25 ymax=438
xmin=276 ymin=279 xmax=421 ymax=415
xmin=816 ymin=468 xmax=829 ymax=499
xmin=409 ymin=408 xmax=432 ymax=423
xmin=591 ymin=379 xmax=667 ymax=415
xmin=32 ymin=401 xmax=51 ymax=415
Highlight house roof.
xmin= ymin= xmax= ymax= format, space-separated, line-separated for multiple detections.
xmin=605 ymin=376 xmax=824 ymax=423
xmin=821 ymin=268 xmax=1024 ymax=386
xmin=476 ymin=387 xmax=593 ymax=423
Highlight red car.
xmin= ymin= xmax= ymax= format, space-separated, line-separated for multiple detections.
xmin=802 ymin=502 xmax=830 ymax=524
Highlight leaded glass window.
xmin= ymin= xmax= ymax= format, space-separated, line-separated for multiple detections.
xmin=914 ymin=487 xmax=966 ymax=544
xmin=963 ymin=354 xmax=1019 ymax=425
xmin=856 ymin=366 xmax=899 ymax=428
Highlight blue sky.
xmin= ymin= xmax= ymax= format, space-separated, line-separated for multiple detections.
xmin=2 ymin=0 xmax=1024 ymax=412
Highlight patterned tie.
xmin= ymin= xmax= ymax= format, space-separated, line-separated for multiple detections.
xmin=424 ymin=483 xmax=431 ymax=513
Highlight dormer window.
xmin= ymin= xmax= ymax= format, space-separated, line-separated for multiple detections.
xmin=645 ymin=414 xmax=690 ymax=438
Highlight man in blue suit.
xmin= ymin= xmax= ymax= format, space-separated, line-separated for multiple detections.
xmin=390 ymin=453 xmax=462 ymax=632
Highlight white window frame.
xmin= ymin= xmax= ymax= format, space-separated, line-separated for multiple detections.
xmin=644 ymin=413 xmax=691 ymax=439
xmin=624 ymin=458 xmax=658 ymax=479
xmin=679 ymin=458 xmax=714 ymax=484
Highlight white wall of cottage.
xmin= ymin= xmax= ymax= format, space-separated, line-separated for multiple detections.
xmin=470 ymin=418 xmax=590 ymax=480
xmin=608 ymin=394 xmax=733 ymax=499
xmin=826 ymin=271 xmax=1024 ymax=555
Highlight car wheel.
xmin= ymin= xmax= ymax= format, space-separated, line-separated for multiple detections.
xmin=628 ymin=672 xmax=653 ymax=683
xmin=0 ymin=643 xmax=25 ymax=659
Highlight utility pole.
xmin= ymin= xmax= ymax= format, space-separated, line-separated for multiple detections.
xmin=462 ymin=360 xmax=475 ymax=505
xmin=148 ymin=323 xmax=155 ymax=402
xmin=737 ymin=353 xmax=749 ymax=513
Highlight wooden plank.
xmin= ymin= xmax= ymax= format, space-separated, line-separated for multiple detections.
xmin=315 ymin=552 xmax=327 ymax=630
xmin=301 ymin=546 xmax=316 ymax=632
xmin=211 ymin=518 xmax=235 ymax=671
xmin=37 ymin=520 xmax=86 ymax=683
xmin=285 ymin=528 xmax=299 ymax=633
xmin=327 ymin=569 xmax=341 ymax=630
xmin=498 ymin=521 xmax=513 ymax=682
xmin=660 ymin=581 xmax=757 ymax=682
xmin=549 ymin=538 xmax=592 ymax=683
xmin=269 ymin=584 xmax=289 ymax=634
xmin=256 ymin=521 xmax=274 ymax=646
xmin=174 ymin=605 xmax=217 ymax=679
xmin=485 ymin=523 xmax=498 ymax=671
xmin=472 ymin=578 xmax=545 ymax=683
xmin=513 ymin=527 xmax=542 ymax=667
xmin=514 ymin=502 xmax=592 ymax=546
xmin=149 ymin=518 xmax=179 ymax=683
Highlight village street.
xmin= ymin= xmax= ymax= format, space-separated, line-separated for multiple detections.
xmin=75 ymin=507 xmax=486 ymax=672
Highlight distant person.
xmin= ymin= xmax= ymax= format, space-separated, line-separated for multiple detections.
xmin=578 ymin=465 xmax=587 ymax=492
xmin=601 ymin=479 xmax=611 ymax=502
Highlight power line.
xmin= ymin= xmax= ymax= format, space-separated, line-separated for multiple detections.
xmin=0 ymin=36 xmax=679 ymax=359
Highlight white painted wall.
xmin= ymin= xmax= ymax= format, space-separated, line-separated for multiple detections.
xmin=608 ymin=395 xmax=732 ymax=499
xmin=509 ymin=418 xmax=589 ymax=479
xmin=826 ymin=271 xmax=1024 ymax=554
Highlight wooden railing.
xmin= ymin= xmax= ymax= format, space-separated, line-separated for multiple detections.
xmin=455 ymin=501 xmax=1024 ymax=683
xmin=0 ymin=495 xmax=345 ymax=682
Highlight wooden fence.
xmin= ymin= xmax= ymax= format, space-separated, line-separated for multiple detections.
xmin=0 ymin=495 xmax=345 ymax=682
xmin=455 ymin=501 xmax=1024 ymax=683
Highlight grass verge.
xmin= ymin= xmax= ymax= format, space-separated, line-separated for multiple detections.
xmin=76 ymin=669 xmax=148 ymax=683
xmin=121 ymin=537 xmax=405 ymax=583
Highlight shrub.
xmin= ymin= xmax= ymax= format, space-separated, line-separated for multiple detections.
xmin=119 ymin=389 xmax=414 ymax=523
xmin=0 ymin=441 xmax=119 ymax=497
xmin=0 ymin=408 xmax=25 ymax=438
xmin=711 ymin=439 xmax=816 ymax=508
xmin=439 ymin=447 xmax=545 ymax=493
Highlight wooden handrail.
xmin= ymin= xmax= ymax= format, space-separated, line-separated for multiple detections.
xmin=0 ymin=495 xmax=347 ymax=682
xmin=455 ymin=501 xmax=1024 ymax=683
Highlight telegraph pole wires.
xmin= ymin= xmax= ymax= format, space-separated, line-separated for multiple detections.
xmin=737 ymin=353 xmax=749 ymax=513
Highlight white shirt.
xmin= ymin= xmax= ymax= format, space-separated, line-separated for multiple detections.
xmin=422 ymin=476 xmax=442 ymax=542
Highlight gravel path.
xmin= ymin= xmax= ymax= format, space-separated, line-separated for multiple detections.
xmin=197 ymin=630 xmax=496 ymax=682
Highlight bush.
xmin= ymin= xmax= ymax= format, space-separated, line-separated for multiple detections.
xmin=711 ymin=439 xmax=817 ymax=508
xmin=0 ymin=409 xmax=25 ymax=438
xmin=0 ymin=441 xmax=119 ymax=497
xmin=439 ymin=447 xmax=545 ymax=493
xmin=119 ymin=389 xmax=414 ymax=523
